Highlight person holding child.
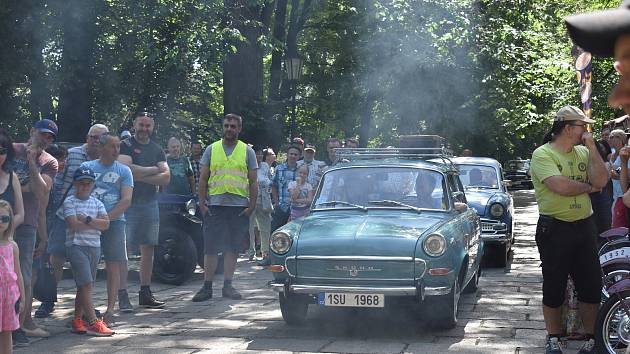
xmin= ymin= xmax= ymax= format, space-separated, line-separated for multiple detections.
xmin=0 ymin=200 xmax=25 ymax=353
xmin=63 ymin=168 xmax=113 ymax=336
xmin=288 ymin=164 xmax=314 ymax=221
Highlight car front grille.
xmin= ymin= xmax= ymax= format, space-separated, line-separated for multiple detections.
xmin=481 ymin=219 xmax=506 ymax=234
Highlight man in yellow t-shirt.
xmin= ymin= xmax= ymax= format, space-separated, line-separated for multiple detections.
xmin=530 ymin=105 xmax=608 ymax=354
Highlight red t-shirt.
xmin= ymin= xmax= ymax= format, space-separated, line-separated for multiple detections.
xmin=12 ymin=143 xmax=58 ymax=227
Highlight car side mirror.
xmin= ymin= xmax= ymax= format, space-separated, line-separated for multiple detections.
xmin=454 ymin=202 xmax=468 ymax=213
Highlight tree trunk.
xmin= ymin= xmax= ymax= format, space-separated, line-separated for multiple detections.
xmin=26 ymin=1 xmax=53 ymax=119
xmin=223 ymin=0 xmax=264 ymax=117
xmin=56 ymin=0 xmax=101 ymax=142
xmin=267 ymin=0 xmax=288 ymax=101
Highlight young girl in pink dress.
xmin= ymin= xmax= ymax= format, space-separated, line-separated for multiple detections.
xmin=0 ymin=200 xmax=24 ymax=353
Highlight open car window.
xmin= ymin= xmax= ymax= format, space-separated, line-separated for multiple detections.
xmin=314 ymin=167 xmax=448 ymax=210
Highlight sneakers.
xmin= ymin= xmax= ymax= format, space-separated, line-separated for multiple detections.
xmin=102 ymin=312 xmax=117 ymax=327
xmin=577 ymin=338 xmax=595 ymax=354
xmin=86 ymin=319 xmax=114 ymax=337
xmin=34 ymin=301 xmax=55 ymax=318
xmin=118 ymin=289 xmax=134 ymax=313
xmin=139 ymin=289 xmax=166 ymax=308
xmin=71 ymin=318 xmax=87 ymax=334
xmin=22 ymin=326 xmax=50 ymax=337
xmin=12 ymin=328 xmax=29 ymax=347
xmin=222 ymin=286 xmax=242 ymax=300
xmin=545 ymin=336 xmax=563 ymax=354
xmin=192 ymin=286 xmax=213 ymax=302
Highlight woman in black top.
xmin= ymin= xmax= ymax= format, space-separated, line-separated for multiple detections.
xmin=0 ymin=129 xmax=24 ymax=227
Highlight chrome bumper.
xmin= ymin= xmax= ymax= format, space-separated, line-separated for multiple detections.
xmin=269 ymin=283 xmax=451 ymax=297
xmin=480 ymin=233 xmax=509 ymax=243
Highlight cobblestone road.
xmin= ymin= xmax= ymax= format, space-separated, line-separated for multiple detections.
xmin=16 ymin=190 xmax=588 ymax=353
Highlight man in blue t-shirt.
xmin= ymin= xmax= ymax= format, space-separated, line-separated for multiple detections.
xmin=81 ymin=134 xmax=133 ymax=325
xmin=118 ymin=113 xmax=170 ymax=310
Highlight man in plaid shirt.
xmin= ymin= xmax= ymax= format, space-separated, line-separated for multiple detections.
xmin=190 ymin=141 xmax=203 ymax=186
xmin=271 ymin=145 xmax=300 ymax=231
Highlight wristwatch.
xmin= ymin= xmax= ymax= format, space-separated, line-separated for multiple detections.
xmin=84 ymin=216 xmax=93 ymax=225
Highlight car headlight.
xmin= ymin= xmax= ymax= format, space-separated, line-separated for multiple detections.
xmin=423 ymin=233 xmax=447 ymax=257
xmin=271 ymin=232 xmax=293 ymax=254
xmin=490 ymin=203 xmax=504 ymax=217
xmin=185 ymin=199 xmax=196 ymax=216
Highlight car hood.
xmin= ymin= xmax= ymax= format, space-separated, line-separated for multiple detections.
xmin=464 ymin=190 xmax=501 ymax=216
xmin=295 ymin=211 xmax=448 ymax=257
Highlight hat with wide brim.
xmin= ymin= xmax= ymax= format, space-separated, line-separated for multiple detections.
xmin=565 ymin=0 xmax=630 ymax=58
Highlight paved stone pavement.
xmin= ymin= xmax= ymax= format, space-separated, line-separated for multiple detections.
xmin=16 ymin=190 xmax=589 ymax=353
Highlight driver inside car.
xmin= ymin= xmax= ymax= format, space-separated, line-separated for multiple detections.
xmin=469 ymin=168 xmax=484 ymax=186
xmin=414 ymin=170 xmax=443 ymax=209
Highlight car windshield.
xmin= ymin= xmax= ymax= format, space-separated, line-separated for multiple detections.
xmin=313 ymin=167 xmax=448 ymax=210
xmin=457 ymin=164 xmax=500 ymax=189
xmin=506 ymin=160 xmax=529 ymax=171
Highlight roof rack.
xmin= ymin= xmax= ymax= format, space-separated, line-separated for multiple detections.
xmin=335 ymin=147 xmax=454 ymax=161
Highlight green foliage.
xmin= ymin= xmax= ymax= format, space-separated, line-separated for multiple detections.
xmin=0 ymin=0 xmax=623 ymax=161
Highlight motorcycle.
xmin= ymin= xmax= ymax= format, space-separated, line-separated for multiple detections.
xmin=153 ymin=194 xmax=217 ymax=285
xmin=595 ymin=227 xmax=630 ymax=353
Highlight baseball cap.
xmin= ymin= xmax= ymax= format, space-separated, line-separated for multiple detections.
xmin=565 ymin=0 xmax=630 ymax=58
xmin=292 ymin=137 xmax=305 ymax=146
xmin=73 ymin=167 xmax=96 ymax=182
xmin=304 ymin=144 xmax=316 ymax=152
xmin=120 ymin=130 xmax=131 ymax=139
xmin=33 ymin=119 xmax=58 ymax=138
xmin=554 ymin=105 xmax=595 ymax=124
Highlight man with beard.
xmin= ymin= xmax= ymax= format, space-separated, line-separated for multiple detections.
xmin=192 ymin=113 xmax=258 ymax=302
xmin=530 ymin=106 xmax=608 ymax=354
xmin=11 ymin=119 xmax=59 ymax=345
xmin=119 ymin=112 xmax=170 ymax=310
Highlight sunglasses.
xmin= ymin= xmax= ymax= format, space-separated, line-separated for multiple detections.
xmin=0 ymin=215 xmax=11 ymax=223
xmin=0 ymin=147 xmax=6 ymax=155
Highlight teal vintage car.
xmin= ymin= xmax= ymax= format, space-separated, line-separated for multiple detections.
xmin=268 ymin=148 xmax=482 ymax=329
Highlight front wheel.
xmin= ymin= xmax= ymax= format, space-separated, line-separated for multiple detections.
xmin=596 ymin=290 xmax=630 ymax=353
xmin=153 ymin=226 xmax=198 ymax=285
xmin=463 ymin=267 xmax=480 ymax=294
xmin=422 ymin=277 xmax=460 ymax=329
xmin=279 ymin=292 xmax=309 ymax=325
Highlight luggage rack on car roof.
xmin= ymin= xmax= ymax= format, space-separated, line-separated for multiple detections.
xmin=334 ymin=147 xmax=456 ymax=168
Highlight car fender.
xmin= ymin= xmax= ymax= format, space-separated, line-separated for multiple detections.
xmin=607 ymin=278 xmax=630 ymax=296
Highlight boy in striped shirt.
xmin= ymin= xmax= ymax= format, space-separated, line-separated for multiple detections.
xmin=63 ymin=167 xmax=113 ymax=336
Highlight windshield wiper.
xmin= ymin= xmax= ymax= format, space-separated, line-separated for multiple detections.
xmin=315 ymin=200 xmax=367 ymax=211
xmin=368 ymin=200 xmax=422 ymax=213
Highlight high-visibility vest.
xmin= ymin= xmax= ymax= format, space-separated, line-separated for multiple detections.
xmin=207 ymin=140 xmax=249 ymax=197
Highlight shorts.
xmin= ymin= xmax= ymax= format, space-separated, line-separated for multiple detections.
xmin=126 ymin=201 xmax=160 ymax=247
xmin=47 ymin=216 xmax=67 ymax=257
xmin=68 ymin=245 xmax=100 ymax=287
xmin=613 ymin=197 xmax=628 ymax=228
xmin=203 ymin=206 xmax=249 ymax=255
xmin=100 ymin=220 xmax=127 ymax=262
xmin=15 ymin=225 xmax=36 ymax=287
xmin=535 ymin=215 xmax=602 ymax=308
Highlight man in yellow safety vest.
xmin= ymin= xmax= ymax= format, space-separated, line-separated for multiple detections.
xmin=193 ymin=113 xmax=258 ymax=301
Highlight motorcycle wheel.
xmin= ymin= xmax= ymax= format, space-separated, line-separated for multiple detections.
xmin=596 ymin=290 xmax=630 ymax=353
xmin=153 ymin=226 xmax=198 ymax=285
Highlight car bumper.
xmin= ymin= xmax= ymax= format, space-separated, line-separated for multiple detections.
xmin=269 ymin=282 xmax=451 ymax=297
xmin=481 ymin=219 xmax=510 ymax=243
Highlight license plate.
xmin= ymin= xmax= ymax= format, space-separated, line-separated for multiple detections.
xmin=318 ymin=293 xmax=384 ymax=308
xmin=600 ymin=247 xmax=630 ymax=264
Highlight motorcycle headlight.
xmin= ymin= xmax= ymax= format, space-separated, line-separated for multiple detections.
xmin=271 ymin=232 xmax=293 ymax=254
xmin=423 ymin=233 xmax=447 ymax=257
xmin=490 ymin=203 xmax=504 ymax=217
xmin=185 ymin=199 xmax=196 ymax=216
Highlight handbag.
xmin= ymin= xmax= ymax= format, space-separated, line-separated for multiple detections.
xmin=260 ymin=188 xmax=273 ymax=213
xmin=33 ymin=260 xmax=57 ymax=302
